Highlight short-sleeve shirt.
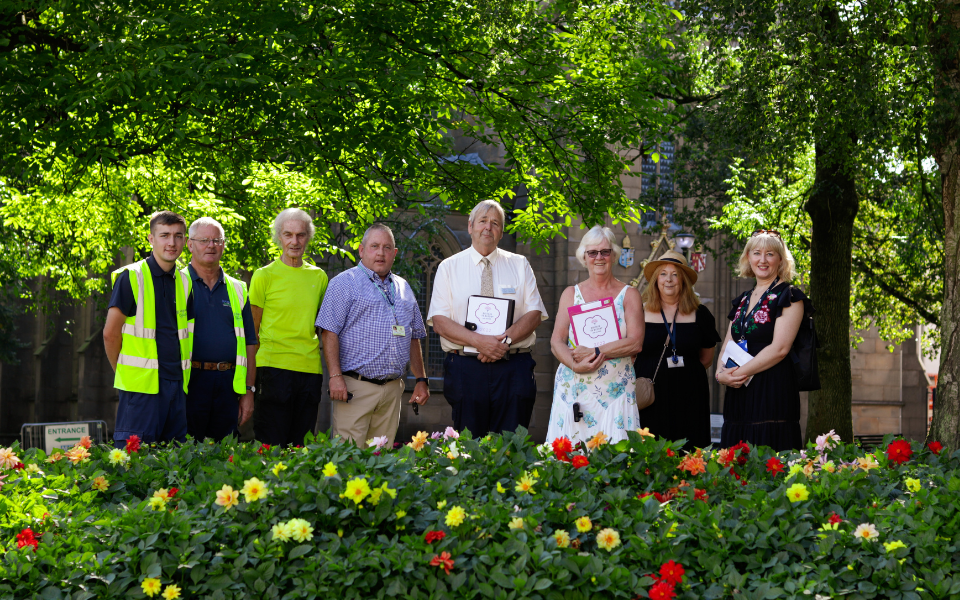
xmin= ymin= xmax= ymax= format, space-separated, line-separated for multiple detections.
xmin=426 ymin=246 xmax=548 ymax=352
xmin=108 ymin=254 xmax=195 ymax=381
xmin=249 ymin=260 xmax=329 ymax=374
xmin=315 ymin=262 xmax=426 ymax=380
xmin=187 ymin=265 xmax=259 ymax=363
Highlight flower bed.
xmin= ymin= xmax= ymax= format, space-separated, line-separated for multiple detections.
xmin=1 ymin=429 xmax=958 ymax=599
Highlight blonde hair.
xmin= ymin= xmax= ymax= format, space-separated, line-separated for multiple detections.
xmin=736 ymin=233 xmax=796 ymax=282
xmin=642 ymin=263 xmax=700 ymax=314
xmin=575 ymin=225 xmax=622 ymax=267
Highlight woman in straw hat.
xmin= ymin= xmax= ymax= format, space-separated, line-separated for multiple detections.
xmin=635 ymin=250 xmax=721 ymax=450
xmin=715 ymin=230 xmax=807 ymax=451
xmin=546 ymin=225 xmax=644 ymax=445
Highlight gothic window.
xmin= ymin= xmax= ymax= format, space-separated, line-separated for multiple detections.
xmin=414 ymin=243 xmax=449 ymax=379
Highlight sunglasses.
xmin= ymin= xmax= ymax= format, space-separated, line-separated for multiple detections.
xmin=585 ymin=249 xmax=613 ymax=258
xmin=751 ymin=229 xmax=781 ymax=238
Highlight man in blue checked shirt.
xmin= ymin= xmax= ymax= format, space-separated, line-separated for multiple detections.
xmin=316 ymin=223 xmax=430 ymax=447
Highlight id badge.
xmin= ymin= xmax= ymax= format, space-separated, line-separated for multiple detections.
xmin=667 ymin=355 xmax=685 ymax=368
xmin=391 ymin=325 xmax=406 ymax=337
xmin=737 ymin=339 xmax=749 ymax=352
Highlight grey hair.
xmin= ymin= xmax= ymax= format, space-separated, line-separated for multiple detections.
xmin=272 ymin=208 xmax=316 ymax=246
xmin=576 ymin=225 xmax=622 ymax=268
xmin=188 ymin=217 xmax=225 ymax=239
xmin=468 ymin=200 xmax=506 ymax=226
xmin=361 ymin=223 xmax=396 ymax=246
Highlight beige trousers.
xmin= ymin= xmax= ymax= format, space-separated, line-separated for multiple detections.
xmin=332 ymin=377 xmax=404 ymax=448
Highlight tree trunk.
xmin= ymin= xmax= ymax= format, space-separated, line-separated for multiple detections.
xmin=929 ymin=0 xmax=960 ymax=448
xmin=804 ymin=142 xmax=858 ymax=443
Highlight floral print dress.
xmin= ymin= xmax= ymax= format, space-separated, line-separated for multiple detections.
xmin=546 ymin=284 xmax=638 ymax=445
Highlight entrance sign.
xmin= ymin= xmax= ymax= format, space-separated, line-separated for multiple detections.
xmin=44 ymin=423 xmax=90 ymax=453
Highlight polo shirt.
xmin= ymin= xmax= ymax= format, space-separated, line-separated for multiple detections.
xmin=108 ymin=254 xmax=195 ymax=381
xmin=249 ymin=259 xmax=328 ymax=374
xmin=426 ymin=246 xmax=548 ymax=352
xmin=187 ymin=265 xmax=259 ymax=363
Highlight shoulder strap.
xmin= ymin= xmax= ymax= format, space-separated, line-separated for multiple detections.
xmin=650 ymin=337 xmax=670 ymax=384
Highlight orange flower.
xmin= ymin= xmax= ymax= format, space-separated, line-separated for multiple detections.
xmin=77 ymin=436 xmax=92 ymax=449
xmin=429 ymin=551 xmax=455 ymax=575
xmin=586 ymin=431 xmax=608 ymax=450
xmin=678 ymin=450 xmax=706 ymax=476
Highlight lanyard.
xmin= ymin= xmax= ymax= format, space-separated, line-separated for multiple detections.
xmin=660 ymin=308 xmax=679 ymax=364
xmin=738 ymin=277 xmax=779 ymax=341
xmin=367 ymin=273 xmax=399 ymax=325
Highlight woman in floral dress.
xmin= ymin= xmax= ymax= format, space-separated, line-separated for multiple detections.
xmin=715 ymin=230 xmax=809 ymax=451
xmin=546 ymin=226 xmax=644 ymax=445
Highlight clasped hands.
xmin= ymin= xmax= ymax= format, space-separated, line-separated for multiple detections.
xmin=718 ymin=366 xmax=750 ymax=388
xmin=570 ymin=345 xmax=605 ymax=374
xmin=474 ymin=333 xmax=511 ymax=363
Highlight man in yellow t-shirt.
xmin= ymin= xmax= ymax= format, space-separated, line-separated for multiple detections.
xmin=250 ymin=208 xmax=329 ymax=446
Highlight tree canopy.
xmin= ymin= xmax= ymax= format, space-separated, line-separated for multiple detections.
xmin=1 ymin=0 xmax=683 ymax=300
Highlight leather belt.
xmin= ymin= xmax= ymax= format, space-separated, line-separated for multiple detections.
xmin=342 ymin=371 xmax=399 ymax=386
xmin=191 ymin=361 xmax=235 ymax=371
xmin=448 ymin=348 xmax=532 ymax=356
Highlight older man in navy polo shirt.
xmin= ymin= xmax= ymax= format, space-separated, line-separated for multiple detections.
xmin=184 ymin=217 xmax=259 ymax=441
xmin=316 ymin=223 xmax=429 ymax=447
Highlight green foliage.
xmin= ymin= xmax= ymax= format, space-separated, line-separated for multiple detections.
xmin=0 ymin=0 xmax=685 ymax=305
xmin=1 ymin=431 xmax=959 ymax=599
xmin=673 ymin=0 xmax=939 ymax=348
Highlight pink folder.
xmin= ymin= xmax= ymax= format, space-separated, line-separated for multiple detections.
xmin=567 ymin=297 xmax=623 ymax=347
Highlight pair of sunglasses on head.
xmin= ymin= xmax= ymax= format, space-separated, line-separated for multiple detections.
xmin=751 ymin=229 xmax=781 ymax=238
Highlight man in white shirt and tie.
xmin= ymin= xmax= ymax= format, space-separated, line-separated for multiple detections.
xmin=427 ymin=200 xmax=549 ymax=436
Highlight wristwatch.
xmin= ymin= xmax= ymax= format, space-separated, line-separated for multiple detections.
xmin=415 ymin=377 xmax=429 ymax=384
xmin=246 ymin=385 xmax=256 ymax=393
xmin=504 ymin=336 xmax=513 ymax=346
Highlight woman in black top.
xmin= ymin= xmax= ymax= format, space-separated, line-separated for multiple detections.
xmin=716 ymin=230 xmax=807 ymax=451
xmin=635 ymin=251 xmax=720 ymax=450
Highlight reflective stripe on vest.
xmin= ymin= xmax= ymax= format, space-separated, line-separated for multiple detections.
xmin=223 ymin=274 xmax=249 ymax=394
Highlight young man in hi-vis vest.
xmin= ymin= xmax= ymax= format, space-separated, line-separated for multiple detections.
xmin=183 ymin=217 xmax=258 ymax=441
xmin=103 ymin=211 xmax=195 ymax=448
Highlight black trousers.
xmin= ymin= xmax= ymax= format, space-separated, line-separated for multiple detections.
xmin=254 ymin=367 xmax=323 ymax=447
xmin=443 ymin=352 xmax=536 ymax=437
xmin=186 ymin=369 xmax=239 ymax=442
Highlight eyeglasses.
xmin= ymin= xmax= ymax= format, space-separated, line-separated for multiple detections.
xmin=585 ymin=249 xmax=612 ymax=258
xmin=191 ymin=238 xmax=226 ymax=247
xmin=751 ymin=229 xmax=781 ymax=238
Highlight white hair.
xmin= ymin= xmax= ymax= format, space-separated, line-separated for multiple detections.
xmin=361 ymin=223 xmax=396 ymax=246
xmin=188 ymin=217 xmax=225 ymax=239
xmin=575 ymin=225 xmax=622 ymax=268
xmin=272 ymin=208 xmax=316 ymax=247
xmin=468 ymin=200 xmax=506 ymax=226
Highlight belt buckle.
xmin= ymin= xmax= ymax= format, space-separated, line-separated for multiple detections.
xmin=216 ymin=361 xmax=229 ymax=371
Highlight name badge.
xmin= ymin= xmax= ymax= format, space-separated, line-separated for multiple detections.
xmin=500 ymin=285 xmax=516 ymax=294
xmin=391 ymin=325 xmax=406 ymax=337
xmin=667 ymin=355 xmax=685 ymax=368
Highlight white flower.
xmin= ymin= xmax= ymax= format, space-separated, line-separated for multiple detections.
xmin=815 ymin=430 xmax=841 ymax=453
xmin=367 ymin=436 xmax=390 ymax=450
xmin=853 ymin=523 xmax=879 ymax=541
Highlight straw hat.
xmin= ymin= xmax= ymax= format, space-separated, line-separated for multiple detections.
xmin=643 ymin=250 xmax=698 ymax=285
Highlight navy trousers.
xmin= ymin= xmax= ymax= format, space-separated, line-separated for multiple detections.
xmin=443 ymin=352 xmax=537 ymax=437
xmin=254 ymin=367 xmax=323 ymax=447
xmin=186 ymin=369 xmax=240 ymax=442
xmin=114 ymin=377 xmax=187 ymax=448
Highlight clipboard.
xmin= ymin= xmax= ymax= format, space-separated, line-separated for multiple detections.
xmin=463 ymin=295 xmax=515 ymax=355
xmin=720 ymin=340 xmax=755 ymax=386
xmin=568 ymin=297 xmax=623 ymax=347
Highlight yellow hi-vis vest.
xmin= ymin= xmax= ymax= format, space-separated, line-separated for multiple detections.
xmin=111 ymin=259 xmax=194 ymax=394
xmin=206 ymin=270 xmax=249 ymax=394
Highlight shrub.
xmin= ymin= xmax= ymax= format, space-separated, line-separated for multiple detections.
xmin=1 ymin=429 xmax=959 ymax=599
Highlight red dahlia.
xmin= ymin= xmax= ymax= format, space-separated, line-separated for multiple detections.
xmin=765 ymin=457 xmax=784 ymax=476
xmin=659 ymin=560 xmax=685 ymax=586
xmin=552 ymin=437 xmax=573 ymax=462
xmin=424 ymin=530 xmax=446 ymax=544
xmin=572 ymin=455 xmax=589 ymax=469
xmin=886 ymin=440 xmax=913 ymax=465
xmin=125 ymin=435 xmax=141 ymax=454
xmin=927 ymin=441 xmax=944 ymax=455
xmin=648 ymin=580 xmax=677 ymax=600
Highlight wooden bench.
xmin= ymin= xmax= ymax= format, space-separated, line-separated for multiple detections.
xmin=854 ymin=434 xmax=902 ymax=450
